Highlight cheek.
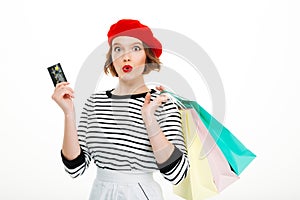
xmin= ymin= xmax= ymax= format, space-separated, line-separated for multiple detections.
xmin=111 ymin=55 xmax=122 ymax=69
xmin=111 ymin=54 xmax=120 ymax=63
xmin=134 ymin=54 xmax=147 ymax=66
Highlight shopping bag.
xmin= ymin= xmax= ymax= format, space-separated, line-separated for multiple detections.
xmin=189 ymin=108 xmax=239 ymax=192
xmin=162 ymin=90 xmax=256 ymax=175
xmin=173 ymin=109 xmax=218 ymax=200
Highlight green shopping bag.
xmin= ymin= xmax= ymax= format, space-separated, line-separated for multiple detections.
xmin=161 ymin=90 xmax=256 ymax=175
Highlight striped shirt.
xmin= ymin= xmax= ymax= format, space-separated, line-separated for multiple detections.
xmin=61 ymin=89 xmax=189 ymax=185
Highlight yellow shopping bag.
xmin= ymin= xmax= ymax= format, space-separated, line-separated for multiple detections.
xmin=174 ymin=110 xmax=218 ymax=200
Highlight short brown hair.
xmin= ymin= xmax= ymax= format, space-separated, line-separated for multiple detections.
xmin=104 ymin=43 xmax=161 ymax=77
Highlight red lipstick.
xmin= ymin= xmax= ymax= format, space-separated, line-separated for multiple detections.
xmin=122 ymin=65 xmax=133 ymax=73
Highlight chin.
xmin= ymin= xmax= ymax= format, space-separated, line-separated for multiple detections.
xmin=120 ymin=73 xmax=143 ymax=81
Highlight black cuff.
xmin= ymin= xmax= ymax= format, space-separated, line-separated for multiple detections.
xmin=61 ymin=148 xmax=85 ymax=169
xmin=157 ymin=147 xmax=183 ymax=173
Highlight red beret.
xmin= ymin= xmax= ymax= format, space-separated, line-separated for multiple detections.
xmin=107 ymin=19 xmax=162 ymax=58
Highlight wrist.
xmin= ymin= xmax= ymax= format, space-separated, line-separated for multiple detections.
xmin=143 ymin=114 xmax=156 ymax=125
xmin=145 ymin=121 xmax=161 ymax=138
xmin=64 ymin=111 xmax=75 ymax=119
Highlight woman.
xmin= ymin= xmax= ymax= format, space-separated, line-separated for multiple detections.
xmin=52 ymin=19 xmax=189 ymax=200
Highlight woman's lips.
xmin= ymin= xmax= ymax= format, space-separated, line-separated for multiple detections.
xmin=122 ymin=65 xmax=133 ymax=73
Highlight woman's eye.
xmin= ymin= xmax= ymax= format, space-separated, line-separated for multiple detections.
xmin=133 ymin=46 xmax=141 ymax=51
xmin=114 ymin=47 xmax=121 ymax=52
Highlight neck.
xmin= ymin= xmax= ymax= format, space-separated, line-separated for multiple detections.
xmin=113 ymin=76 xmax=149 ymax=95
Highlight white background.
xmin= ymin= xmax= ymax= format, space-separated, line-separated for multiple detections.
xmin=1 ymin=0 xmax=299 ymax=199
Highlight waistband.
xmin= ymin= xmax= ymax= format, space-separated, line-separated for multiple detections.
xmin=96 ymin=168 xmax=154 ymax=184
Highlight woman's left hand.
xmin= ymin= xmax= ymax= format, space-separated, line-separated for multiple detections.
xmin=141 ymin=92 xmax=168 ymax=124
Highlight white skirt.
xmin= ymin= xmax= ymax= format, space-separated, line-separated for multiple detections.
xmin=89 ymin=168 xmax=164 ymax=200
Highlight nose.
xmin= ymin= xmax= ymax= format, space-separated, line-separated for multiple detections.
xmin=122 ymin=52 xmax=131 ymax=62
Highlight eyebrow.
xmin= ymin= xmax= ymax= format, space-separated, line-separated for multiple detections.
xmin=112 ymin=42 xmax=143 ymax=46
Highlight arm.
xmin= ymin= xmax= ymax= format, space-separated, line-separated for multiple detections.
xmin=62 ymin=112 xmax=81 ymax=160
xmin=144 ymin=118 xmax=175 ymax=164
xmin=51 ymin=82 xmax=80 ymax=159
xmin=142 ymin=93 xmax=189 ymax=185
xmin=52 ymin=82 xmax=91 ymax=178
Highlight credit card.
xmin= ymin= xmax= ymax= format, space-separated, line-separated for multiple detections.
xmin=47 ymin=63 xmax=67 ymax=87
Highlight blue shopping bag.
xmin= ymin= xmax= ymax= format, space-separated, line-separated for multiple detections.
xmin=161 ymin=90 xmax=256 ymax=175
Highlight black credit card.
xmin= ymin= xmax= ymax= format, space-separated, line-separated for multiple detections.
xmin=47 ymin=63 xmax=67 ymax=87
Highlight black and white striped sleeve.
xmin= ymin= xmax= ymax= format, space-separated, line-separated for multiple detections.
xmin=156 ymin=99 xmax=190 ymax=185
xmin=61 ymin=96 xmax=93 ymax=178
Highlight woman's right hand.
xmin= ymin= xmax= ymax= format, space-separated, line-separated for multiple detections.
xmin=51 ymin=82 xmax=75 ymax=115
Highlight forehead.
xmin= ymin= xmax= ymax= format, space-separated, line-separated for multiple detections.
xmin=112 ymin=36 xmax=143 ymax=46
